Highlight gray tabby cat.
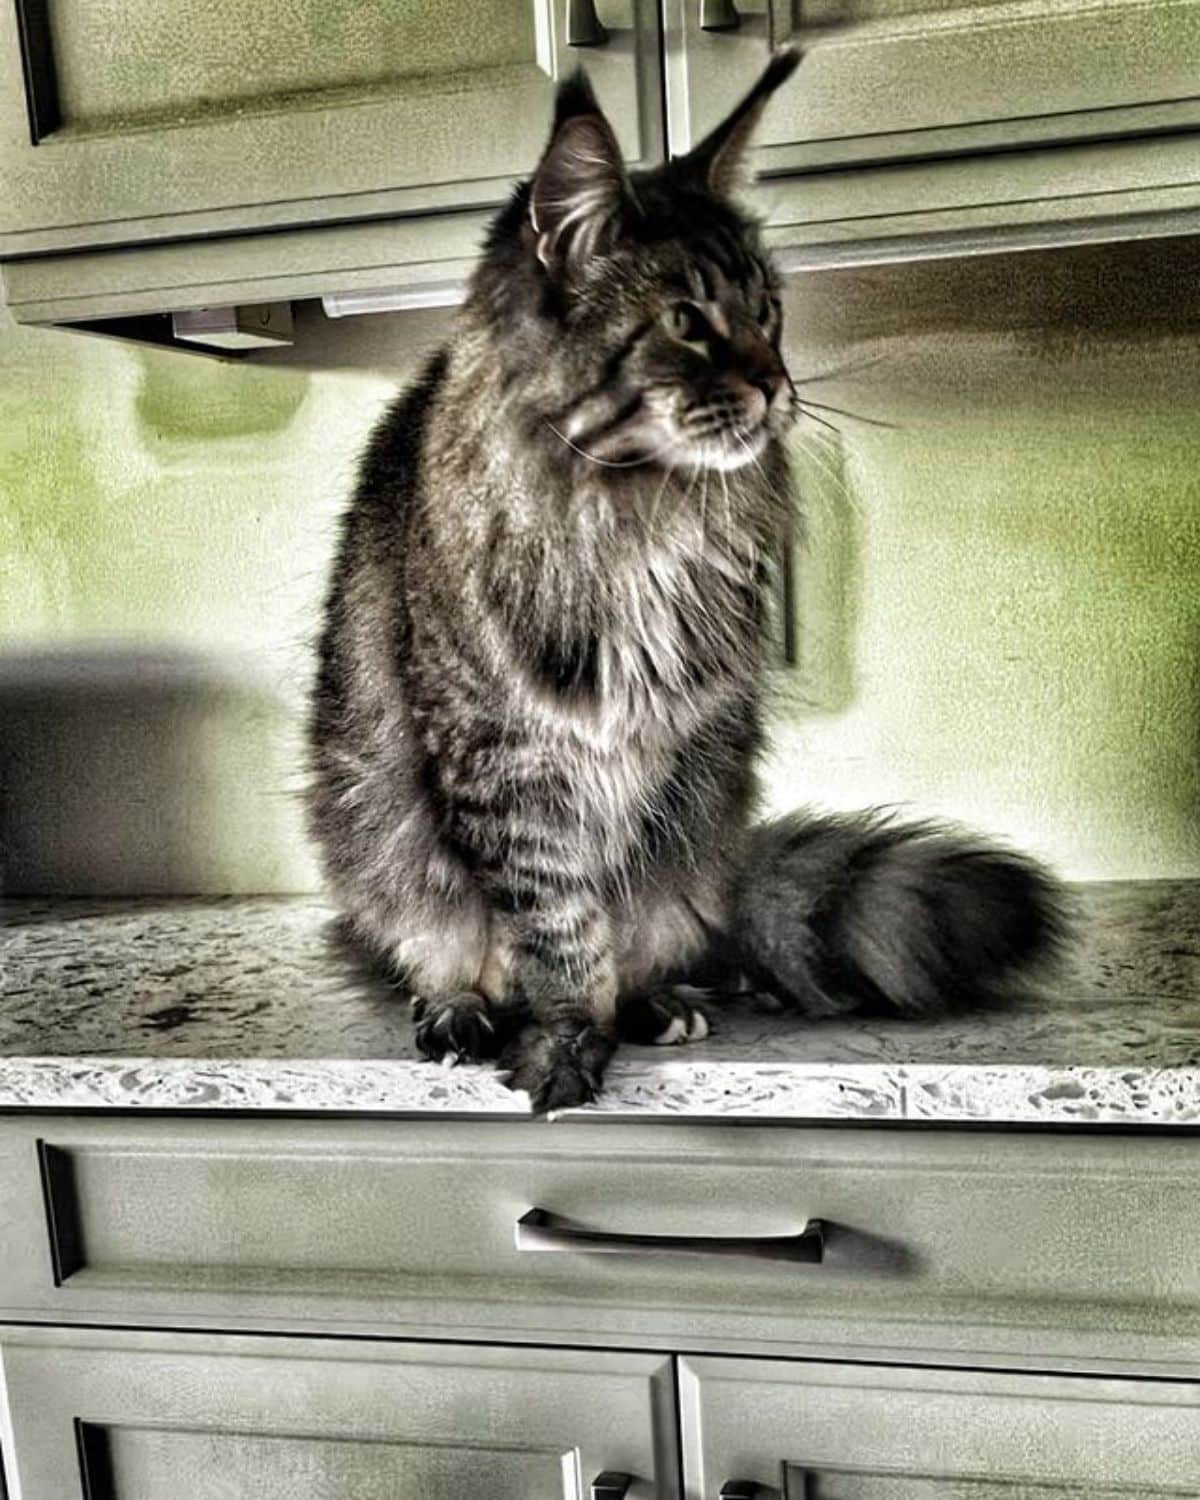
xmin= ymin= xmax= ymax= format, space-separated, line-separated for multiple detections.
xmin=309 ymin=51 xmax=1062 ymax=1111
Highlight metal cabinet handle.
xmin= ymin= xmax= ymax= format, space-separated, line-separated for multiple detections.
xmin=720 ymin=1484 xmax=764 ymax=1499
xmin=700 ymin=0 xmax=741 ymax=29
xmin=515 ymin=1208 xmax=824 ymax=1263
xmin=567 ymin=0 xmax=608 ymax=45
xmin=591 ymin=1474 xmax=633 ymax=1499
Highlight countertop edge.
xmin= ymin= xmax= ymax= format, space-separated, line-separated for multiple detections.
xmin=1 ymin=1055 xmax=1197 ymax=1126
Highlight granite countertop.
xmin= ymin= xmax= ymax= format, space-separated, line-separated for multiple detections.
xmin=1 ymin=881 xmax=1198 ymax=1125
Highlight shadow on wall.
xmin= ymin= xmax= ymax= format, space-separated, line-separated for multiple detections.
xmin=0 ymin=649 xmax=313 ymax=896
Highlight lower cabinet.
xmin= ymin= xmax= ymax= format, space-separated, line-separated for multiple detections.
xmin=4 ymin=1330 xmax=1200 ymax=1498
xmin=3 ymin=1123 xmax=1199 ymax=1497
xmin=0 ymin=1330 xmax=677 ymax=1499
xmin=679 ymin=1358 xmax=1200 ymax=1499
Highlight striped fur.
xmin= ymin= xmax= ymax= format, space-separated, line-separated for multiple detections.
xmin=308 ymin=56 xmax=1063 ymax=1111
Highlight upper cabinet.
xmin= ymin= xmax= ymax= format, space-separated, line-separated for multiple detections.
xmin=3 ymin=0 xmax=1200 ymax=344
xmin=0 ymin=0 xmax=663 ymax=256
xmin=666 ymin=0 xmax=1200 ymax=169
xmin=664 ymin=0 xmax=1200 ymax=265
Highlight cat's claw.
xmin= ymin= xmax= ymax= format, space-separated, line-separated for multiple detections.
xmin=413 ymin=990 xmax=507 ymax=1064
xmin=500 ymin=1025 xmax=615 ymax=1113
xmin=616 ymin=989 xmax=713 ymax=1047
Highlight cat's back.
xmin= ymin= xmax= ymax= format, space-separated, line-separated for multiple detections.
xmin=342 ymin=348 xmax=448 ymax=556
xmin=311 ymin=350 xmax=448 ymax=750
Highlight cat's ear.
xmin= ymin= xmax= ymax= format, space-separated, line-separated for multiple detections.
xmin=679 ymin=48 xmax=801 ymax=198
xmin=529 ymin=71 xmax=630 ymax=273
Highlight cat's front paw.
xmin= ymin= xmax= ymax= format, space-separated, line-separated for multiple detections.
xmin=413 ymin=990 xmax=509 ymax=1064
xmin=500 ymin=1024 xmax=615 ymax=1113
xmin=617 ymin=988 xmax=712 ymax=1046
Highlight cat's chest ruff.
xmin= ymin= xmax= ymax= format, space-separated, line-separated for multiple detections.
xmin=602 ymin=543 xmax=752 ymax=705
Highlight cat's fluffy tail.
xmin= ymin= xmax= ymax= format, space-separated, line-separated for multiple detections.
xmin=731 ymin=810 xmax=1067 ymax=1019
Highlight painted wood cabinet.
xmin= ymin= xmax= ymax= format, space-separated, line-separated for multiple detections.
xmin=1 ymin=1115 xmax=1200 ymax=1497
xmin=665 ymin=0 xmax=1200 ymax=172
xmin=3 ymin=1 xmax=1200 ymax=335
xmin=0 ymin=0 xmax=663 ymax=257
xmin=0 ymin=1329 xmax=678 ymax=1498
xmin=3 ymin=1118 xmax=1199 ymax=1369
xmin=663 ymin=0 xmax=1200 ymax=267
xmin=679 ymin=1358 xmax=1200 ymax=1497
xmin=5 ymin=1332 xmax=1200 ymax=1500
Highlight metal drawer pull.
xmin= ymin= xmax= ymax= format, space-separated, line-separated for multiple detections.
xmin=701 ymin=0 xmax=741 ymax=29
xmin=591 ymin=1473 xmax=633 ymax=1499
xmin=515 ymin=1208 xmax=824 ymax=1263
xmin=720 ymin=1484 xmax=764 ymax=1499
xmin=567 ymin=0 xmax=608 ymax=45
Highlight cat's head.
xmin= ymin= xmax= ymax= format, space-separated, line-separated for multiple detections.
xmin=472 ymin=51 xmax=801 ymax=475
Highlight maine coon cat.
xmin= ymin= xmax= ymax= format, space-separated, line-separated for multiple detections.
xmin=309 ymin=51 xmax=1062 ymax=1111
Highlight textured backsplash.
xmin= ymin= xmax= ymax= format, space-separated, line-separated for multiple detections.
xmin=0 ymin=240 xmax=1197 ymax=893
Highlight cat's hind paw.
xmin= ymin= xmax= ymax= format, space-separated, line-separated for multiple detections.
xmin=500 ymin=1024 xmax=615 ymax=1113
xmin=617 ymin=988 xmax=712 ymax=1046
xmin=413 ymin=990 xmax=511 ymax=1064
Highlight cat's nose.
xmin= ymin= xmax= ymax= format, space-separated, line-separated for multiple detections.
xmin=751 ymin=368 xmax=786 ymax=403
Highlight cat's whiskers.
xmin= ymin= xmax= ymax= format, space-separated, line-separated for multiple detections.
xmin=794 ymin=431 xmax=862 ymax=520
xmin=674 ymin=461 xmax=702 ymax=532
xmin=643 ymin=461 xmax=677 ymax=540
xmin=793 ymin=352 xmax=887 ymax=386
xmin=545 ymin=418 xmax=666 ymax=469
xmin=718 ymin=466 xmax=733 ymax=555
xmin=797 ymin=397 xmax=900 ymax=432
xmin=796 ymin=406 xmax=841 ymax=438
xmin=731 ymin=434 xmax=771 ymax=581
xmin=732 ymin=430 xmax=767 ymax=480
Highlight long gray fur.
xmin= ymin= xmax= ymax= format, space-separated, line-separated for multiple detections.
xmin=307 ymin=53 xmax=1063 ymax=1111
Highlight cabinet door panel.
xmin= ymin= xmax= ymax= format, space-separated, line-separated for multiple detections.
xmin=0 ymin=0 xmax=663 ymax=254
xmin=664 ymin=0 xmax=1200 ymax=172
xmin=679 ymin=1357 xmax=1200 ymax=1499
xmin=83 ymin=1426 xmax=555 ymax=1500
xmin=0 ymin=1328 xmax=677 ymax=1500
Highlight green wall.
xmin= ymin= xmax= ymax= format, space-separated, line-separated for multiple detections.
xmin=771 ymin=239 xmax=1200 ymax=881
xmin=0 ymin=237 xmax=1196 ymax=892
xmin=0 ymin=312 xmax=407 ymax=893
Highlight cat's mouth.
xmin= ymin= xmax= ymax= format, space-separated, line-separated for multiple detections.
xmin=675 ymin=423 xmax=770 ymax=473
xmin=666 ymin=382 xmax=791 ymax=471
xmin=552 ymin=385 xmax=788 ymax=472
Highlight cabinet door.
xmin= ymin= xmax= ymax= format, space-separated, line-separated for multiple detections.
xmin=0 ymin=1327 xmax=677 ymax=1500
xmin=0 ymin=0 xmax=662 ymax=256
xmin=679 ymin=1357 xmax=1200 ymax=1499
xmin=664 ymin=0 xmax=1200 ymax=172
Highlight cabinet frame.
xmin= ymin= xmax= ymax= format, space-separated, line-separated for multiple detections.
xmin=0 ymin=0 xmax=665 ymax=257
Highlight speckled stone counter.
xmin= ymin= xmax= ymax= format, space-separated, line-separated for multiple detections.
xmin=2 ymin=881 xmax=1198 ymax=1124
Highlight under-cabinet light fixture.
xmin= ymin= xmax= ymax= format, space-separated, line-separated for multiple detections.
xmin=321 ymin=282 xmax=466 ymax=317
xmin=172 ymin=302 xmax=294 ymax=349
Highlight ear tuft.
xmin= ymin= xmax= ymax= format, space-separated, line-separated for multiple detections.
xmin=530 ymin=96 xmax=629 ymax=272
xmin=551 ymin=67 xmax=603 ymax=131
xmin=681 ymin=47 xmax=801 ymax=198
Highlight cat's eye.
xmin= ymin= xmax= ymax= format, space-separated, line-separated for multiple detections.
xmin=756 ymin=292 xmax=779 ymax=330
xmin=663 ymin=301 xmax=712 ymax=348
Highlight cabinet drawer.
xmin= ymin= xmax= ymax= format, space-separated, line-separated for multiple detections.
xmin=0 ymin=1326 xmax=675 ymax=1499
xmin=2 ymin=1117 xmax=1198 ymax=1369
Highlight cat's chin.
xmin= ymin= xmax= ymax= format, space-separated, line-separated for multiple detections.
xmin=672 ymin=428 xmax=769 ymax=474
